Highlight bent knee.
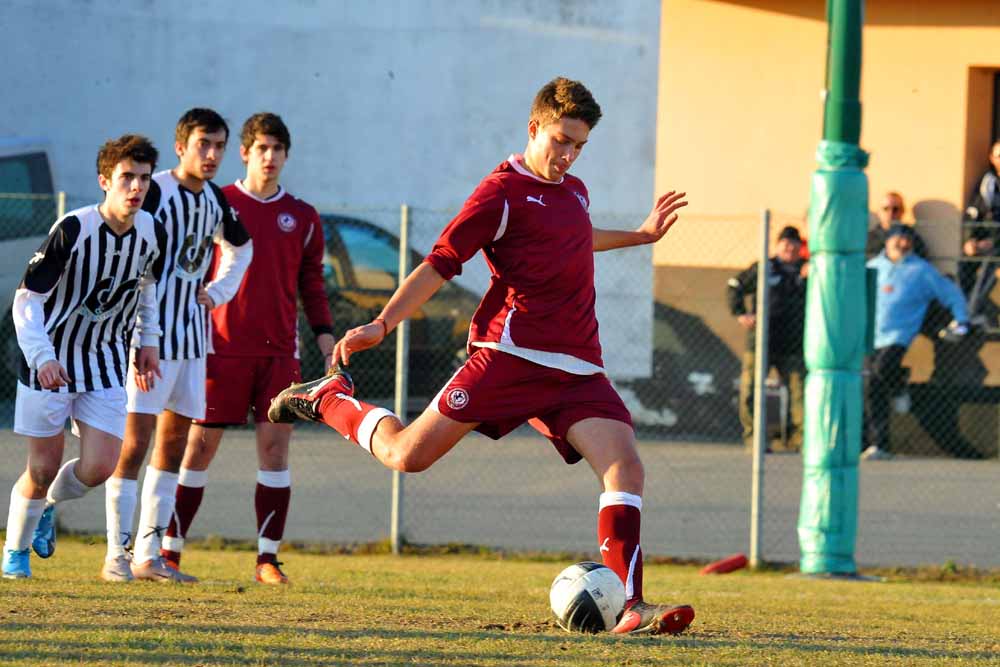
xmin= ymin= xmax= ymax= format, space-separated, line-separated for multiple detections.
xmin=27 ymin=464 xmax=58 ymax=489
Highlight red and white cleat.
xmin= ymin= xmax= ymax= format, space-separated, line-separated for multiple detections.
xmin=268 ymin=367 xmax=354 ymax=424
xmin=610 ymin=600 xmax=695 ymax=635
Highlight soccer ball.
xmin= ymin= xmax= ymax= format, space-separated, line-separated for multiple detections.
xmin=549 ymin=561 xmax=626 ymax=633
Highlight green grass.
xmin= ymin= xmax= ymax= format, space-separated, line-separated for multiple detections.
xmin=2 ymin=540 xmax=999 ymax=666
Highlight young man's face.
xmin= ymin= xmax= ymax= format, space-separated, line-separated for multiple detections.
xmin=176 ymin=127 xmax=228 ymax=181
xmin=525 ymin=116 xmax=590 ymax=181
xmin=990 ymin=143 xmax=1000 ymax=174
xmin=240 ymin=133 xmax=287 ymax=183
xmin=99 ymin=159 xmax=153 ymax=219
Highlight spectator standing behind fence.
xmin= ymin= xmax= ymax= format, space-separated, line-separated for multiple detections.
xmin=866 ymin=191 xmax=928 ymax=260
xmin=863 ymin=224 xmax=969 ymax=461
xmin=959 ymin=141 xmax=1000 ymax=300
xmin=726 ymin=225 xmax=807 ymax=453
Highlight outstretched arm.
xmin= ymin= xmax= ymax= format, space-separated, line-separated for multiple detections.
xmin=332 ymin=261 xmax=447 ymax=366
xmin=592 ymin=191 xmax=688 ymax=251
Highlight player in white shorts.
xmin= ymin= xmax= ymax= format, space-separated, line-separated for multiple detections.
xmin=103 ymin=108 xmax=252 ymax=583
xmin=2 ymin=135 xmax=166 ymax=580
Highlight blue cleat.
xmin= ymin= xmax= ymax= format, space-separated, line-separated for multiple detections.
xmin=2 ymin=548 xmax=31 ymax=579
xmin=32 ymin=505 xmax=56 ymax=559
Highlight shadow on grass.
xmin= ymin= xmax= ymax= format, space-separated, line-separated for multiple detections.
xmin=2 ymin=621 xmax=997 ymax=664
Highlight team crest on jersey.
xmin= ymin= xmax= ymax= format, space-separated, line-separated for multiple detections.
xmin=573 ymin=191 xmax=589 ymax=211
xmin=277 ymin=212 xmax=297 ymax=232
xmin=445 ymin=387 xmax=470 ymax=410
xmin=175 ymin=234 xmax=214 ymax=281
xmin=79 ymin=276 xmax=140 ymax=322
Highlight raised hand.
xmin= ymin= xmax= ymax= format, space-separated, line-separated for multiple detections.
xmin=636 ymin=191 xmax=688 ymax=243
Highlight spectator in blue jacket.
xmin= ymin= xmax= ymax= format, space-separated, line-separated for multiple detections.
xmin=864 ymin=224 xmax=969 ymax=460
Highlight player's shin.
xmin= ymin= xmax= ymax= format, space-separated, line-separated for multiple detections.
xmin=133 ymin=466 xmax=179 ymax=564
xmin=4 ymin=486 xmax=45 ymax=551
xmin=161 ymin=467 xmax=206 ymax=566
xmin=105 ymin=476 xmax=137 ymax=558
xmin=597 ymin=491 xmax=644 ymax=607
xmin=316 ymin=392 xmax=395 ymax=455
xmin=255 ymin=469 xmax=290 ymax=565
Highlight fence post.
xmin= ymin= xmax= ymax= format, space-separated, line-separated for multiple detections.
xmin=57 ymin=191 xmax=66 ymax=219
xmin=749 ymin=208 xmax=771 ymax=569
xmin=390 ymin=203 xmax=411 ymax=555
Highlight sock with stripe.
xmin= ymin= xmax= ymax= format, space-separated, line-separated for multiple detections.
xmin=316 ymin=393 xmax=395 ymax=455
xmin=105 ymin=476 xmax=137 ymax=559
xmin=597 ymin=491 xmax=644 ymax=607
xmin=133 ymin=466 xmax=178 ymax=565
xmin=255 ymin=469 xmax=291 ymax=565
xmin=161 ymin=466 xmax=207 ymax=566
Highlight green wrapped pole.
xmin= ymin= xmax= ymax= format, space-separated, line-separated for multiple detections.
xmin=798 ymin=0 xmax=869 ymax=574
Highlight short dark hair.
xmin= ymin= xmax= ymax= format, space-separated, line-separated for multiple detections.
xmin=175 ymin=107 xmax=229 ymax=146
xmin=240 ymin=112 xmax=291 ymax=153
xmin=529 ymin=77 xmax=602 ymax=129
xmin=96 ymin=134 xmax=158 ymax=179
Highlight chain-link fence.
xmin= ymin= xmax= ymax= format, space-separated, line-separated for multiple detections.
xmin=0 ymin=196 xmax=997 ymax=569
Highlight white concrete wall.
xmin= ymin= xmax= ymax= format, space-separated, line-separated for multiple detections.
xmin=2 ymin=0 xmax=660 ymax=378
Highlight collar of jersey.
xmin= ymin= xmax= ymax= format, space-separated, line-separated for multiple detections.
xmin=235 ymin=179 xmax=286 ymax=204
xmin=507 ymin=153 xmax=564 ymax=185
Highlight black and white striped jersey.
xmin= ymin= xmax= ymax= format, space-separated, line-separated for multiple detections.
xmin=14 ymin=205 xmax=167 ymax=393
xmin=142 ymin=170 xmax=252 ymax=360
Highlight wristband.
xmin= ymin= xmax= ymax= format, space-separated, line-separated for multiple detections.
xmin=374 ymin=317 xmax=388 ymax=337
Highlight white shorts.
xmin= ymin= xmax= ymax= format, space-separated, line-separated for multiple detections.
xmin=14 ymin=382 xmax=127 ymax=440
xmin=126 ymin=354 xmax=206 ymax=420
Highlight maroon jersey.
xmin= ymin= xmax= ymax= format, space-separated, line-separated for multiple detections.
xmin=208 ymin=181 xmax=332 ymax=357
xmin=425 ymin=155 xmax=603 ymax=373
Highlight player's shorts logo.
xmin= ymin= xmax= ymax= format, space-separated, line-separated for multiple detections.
xmin=445 ymin=388 xmax=470 ymax=410
xmin=277 ymin=213 xmax=297 ymax=232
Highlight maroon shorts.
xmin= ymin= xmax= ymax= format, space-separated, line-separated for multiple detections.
xmin=433 ymin=347 xmax=632 ymax=464
xmin=198 ymin=355 xmax=301 ymax=426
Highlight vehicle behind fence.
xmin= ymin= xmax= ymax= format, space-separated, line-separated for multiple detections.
xmin=0 ymin=196 xmax=997 ymax=569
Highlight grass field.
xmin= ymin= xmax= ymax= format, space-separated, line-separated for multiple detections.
xmin=1 ymin=540 xmax=999 ymax=666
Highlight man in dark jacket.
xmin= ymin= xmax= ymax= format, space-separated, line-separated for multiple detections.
xmin=727 ymin=225 xmax=807 ymax=451
xmin=960 ymin=141 xmax=1000 ymax=302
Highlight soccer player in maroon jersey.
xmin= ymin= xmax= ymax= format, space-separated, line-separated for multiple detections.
xmin=160 ymin=113 xmax=335 ymax=584
xmin=269 ymin=77 xmax=693 ymax=633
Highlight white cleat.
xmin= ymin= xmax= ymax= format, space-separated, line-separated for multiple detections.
xmin=101 ymin=555 xmax=134 ymax=582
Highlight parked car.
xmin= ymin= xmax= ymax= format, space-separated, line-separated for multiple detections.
xmin=298 ymin=214 xmax=479 ymax=411
xmin=0 ymin=139 xmax=58 ymax=396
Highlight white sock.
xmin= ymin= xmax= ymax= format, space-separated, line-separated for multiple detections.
xmin=4 ymin=486 xmax=45 ymax=551
xmin=105 ymin=476 xmax=138 ymax=559
xmin=133 ymin=466 xmax=178 ymax=564
xmin=46 ymin=458 xmax=92 ymax=505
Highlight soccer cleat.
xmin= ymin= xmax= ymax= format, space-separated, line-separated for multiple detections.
xmin=101 ymin=555 xmax=134 ymax=583
xmin=32 ymin=505 xmax=56 ymax=559
xmin=164 ymin=560 xmax=199 ymax=583
xmin=132 ymin=556 xmax=197 ymax=583
xmin=268 ymin=367 xmax=354 ymax=424
xmin=255 ymin=561 xmax=290 ymax=585
xmin=2 ymin=548 xmax=31 ymax=579
xmin=861 ymin=445 xmax=894 ymax=461
xmin=610 ymin=600 xmax=695 ymax=635
xmin=161 ymin=550 xmax=182 ymax=571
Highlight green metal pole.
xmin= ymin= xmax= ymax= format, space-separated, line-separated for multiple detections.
xmin=798 ymin=0 xmax=868 ymax=574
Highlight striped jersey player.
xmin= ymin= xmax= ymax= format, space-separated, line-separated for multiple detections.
xmin=3 ymin=135 xmax=165 ymax=581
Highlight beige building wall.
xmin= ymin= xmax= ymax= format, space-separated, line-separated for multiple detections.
xmin=655 ymin=0 xmax=1000 ymax=270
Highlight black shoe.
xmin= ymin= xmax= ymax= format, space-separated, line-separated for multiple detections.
xmin=267 ymin=368 xmax=354 ymax=423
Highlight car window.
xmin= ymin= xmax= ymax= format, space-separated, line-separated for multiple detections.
xmin=0 ymin=152 xmax=56 ymax=240
xmin=338 ymin=222 xmax=400 ymax=290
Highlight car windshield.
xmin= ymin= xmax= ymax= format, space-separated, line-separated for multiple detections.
xmin=338 ymin=222 xmax=399 ymax=290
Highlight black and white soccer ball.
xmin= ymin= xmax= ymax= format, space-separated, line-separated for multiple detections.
xmin=549 ymin=561 xmax=626 ymax=633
